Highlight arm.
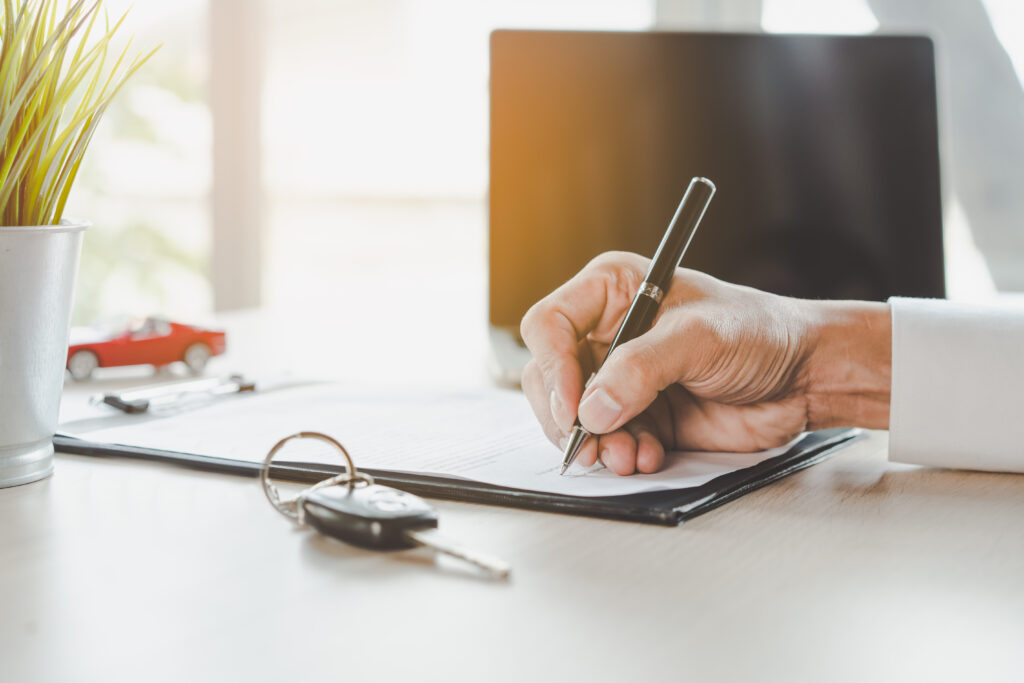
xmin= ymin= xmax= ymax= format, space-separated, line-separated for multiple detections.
xmin=520 ymin=252 xmax=1024 ymax=474
xmin=803 ymin=300 xmax=892 ymax=432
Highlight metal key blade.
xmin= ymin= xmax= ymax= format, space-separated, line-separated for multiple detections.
xmin=405 ymin=528 xmax=511 ymax=580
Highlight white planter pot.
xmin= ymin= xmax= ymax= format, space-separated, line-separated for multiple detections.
xmin=0 ymin=220 xmax=88 ymax=487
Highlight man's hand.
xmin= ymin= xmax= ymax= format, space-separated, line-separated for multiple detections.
xmin=520 ymin=252 xmax=892 ymax=475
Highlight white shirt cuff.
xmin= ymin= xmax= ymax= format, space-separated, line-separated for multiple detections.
xmin=888 ymin=297 xmax=1024 ymax=472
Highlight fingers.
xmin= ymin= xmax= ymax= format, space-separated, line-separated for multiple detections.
xmin=590 ymin=416 xmax=667 ymax=476
xmin=625 ymin=419 xmax=666 ymax=474
xmin=521 ymin=359 xmax=564 ymax=447
xmin=520 ymin=253 xmax=646 ymax=432
xmin=523 ymin=358 xmax=604 ymax=472
xmin=520 ymin=272 xmax=604 ymax=432
xmin=594 ymin=430 xmax=637 ymax=475
xmin=573 ymin=435 xmax=600 ymax=468
xmin=577 ymin=312 xmax=707 ymax=435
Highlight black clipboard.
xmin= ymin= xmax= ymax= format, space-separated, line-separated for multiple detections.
xmin=54 ymin=428 xmax=858 ymax=526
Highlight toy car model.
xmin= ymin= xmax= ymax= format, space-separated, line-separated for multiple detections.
xmin=66 ymin=316 xmax=227 ymax=381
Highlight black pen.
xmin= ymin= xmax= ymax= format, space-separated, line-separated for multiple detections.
xmin=559 ymin=176 xmax=716 ymax=475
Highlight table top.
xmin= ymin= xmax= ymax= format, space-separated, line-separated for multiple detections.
xmin=2 ymin=428 xmax=1023 ymax=682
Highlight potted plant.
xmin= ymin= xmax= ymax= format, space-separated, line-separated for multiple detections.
xmin=0 ymin=0 xmax=155 ymax=487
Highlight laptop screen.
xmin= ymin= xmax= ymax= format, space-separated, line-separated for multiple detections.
xmin=489 ymin=31 xmax=944 ymax=334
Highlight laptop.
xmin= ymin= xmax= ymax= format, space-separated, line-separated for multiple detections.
xmin=488 ymin=30 xmax=944 ymax=384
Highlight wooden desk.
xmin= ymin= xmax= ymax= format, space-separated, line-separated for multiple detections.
xmin=2 ymin=430 xmax=1022 ymax=682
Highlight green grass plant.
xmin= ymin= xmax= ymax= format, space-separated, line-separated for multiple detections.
xmin=0 ymin=0 xmax=156 ymax=226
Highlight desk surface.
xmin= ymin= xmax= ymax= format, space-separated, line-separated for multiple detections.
xmin=2 ymin=429 xmax=1023 ymax=682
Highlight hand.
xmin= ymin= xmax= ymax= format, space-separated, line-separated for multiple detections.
xmin=520 ymin=252 xmax=891 ymax=475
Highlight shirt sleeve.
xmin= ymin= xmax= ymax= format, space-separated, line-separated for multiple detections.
xmin=888 ymin=297 xmax=1024 ymax=473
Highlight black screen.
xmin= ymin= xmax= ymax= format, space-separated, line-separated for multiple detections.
xmin=489 ymin=31 xmax=944 ymax=332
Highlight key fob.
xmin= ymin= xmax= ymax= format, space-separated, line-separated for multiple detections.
xmin=301 ymin=484 xmax=438 ymax=550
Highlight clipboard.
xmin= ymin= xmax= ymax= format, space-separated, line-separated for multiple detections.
xmin=53 ymin=427 xmax=859 ymax=526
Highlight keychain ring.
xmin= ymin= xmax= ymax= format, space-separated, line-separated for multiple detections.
xmin=261 ymin=431 xmax=374 ymax=523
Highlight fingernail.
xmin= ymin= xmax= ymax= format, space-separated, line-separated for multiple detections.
xmin=558 ymin=436 xmax=568 ymax=450
xmin=550 ymin=390 xmax=567 ymax=429
xmin=577 ymin=388 xmax=622 ymax=434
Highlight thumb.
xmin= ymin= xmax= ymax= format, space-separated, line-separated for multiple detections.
xmin=577 ymin=319 xmax=697 ymax=434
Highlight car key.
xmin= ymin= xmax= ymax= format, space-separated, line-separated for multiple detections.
xmin=301 ymin=483 xmax=511 ymax=580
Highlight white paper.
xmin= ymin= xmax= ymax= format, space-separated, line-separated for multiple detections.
xmin=60 ymin=384 xmax=803 ymax=498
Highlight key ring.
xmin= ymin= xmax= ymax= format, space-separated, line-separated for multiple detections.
xmin=260 ymin=431 xmax=375 ymax=525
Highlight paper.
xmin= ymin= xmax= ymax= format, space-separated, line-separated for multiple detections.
xmin=60 ymin=384 xmax=803 ymax=498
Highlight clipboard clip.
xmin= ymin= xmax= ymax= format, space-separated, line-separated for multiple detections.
xmin=90 ymin=374 xmax=256 ymax=414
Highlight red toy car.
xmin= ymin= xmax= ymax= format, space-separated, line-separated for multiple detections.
xmin=67 ymin=317 xmax=227 ymax=381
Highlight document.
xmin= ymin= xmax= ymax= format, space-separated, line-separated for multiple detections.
xmin=60 ymin=384 xmax=803 ymax=498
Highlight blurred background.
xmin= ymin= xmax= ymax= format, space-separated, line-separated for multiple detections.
xmin=69 ymin=0 xmax=1024 ymax=332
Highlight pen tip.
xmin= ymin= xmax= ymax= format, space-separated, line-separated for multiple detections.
xmin=559 ymin=426 xmax=588 ymax=476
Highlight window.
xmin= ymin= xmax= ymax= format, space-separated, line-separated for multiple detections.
xmin=261 ymin=1 xmax=655 ymax=322
xmin=69 ymin=0 xmax=211 ymax=325
xmin=69 ymin=0 xmax=1024 ymax=332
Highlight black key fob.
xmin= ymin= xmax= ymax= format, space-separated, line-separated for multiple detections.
xmin=301 ymin=484 xmax=438 ymax=551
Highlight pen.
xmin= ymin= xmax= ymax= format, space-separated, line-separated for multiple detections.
xmin=91 ymin=374 xmax=256 ymax=414
xmin=559 ymin=176 xmax=716 ymax=475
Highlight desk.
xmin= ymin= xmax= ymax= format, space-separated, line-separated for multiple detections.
xmin=2 ymin=429 xmax=1023 ymax=682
